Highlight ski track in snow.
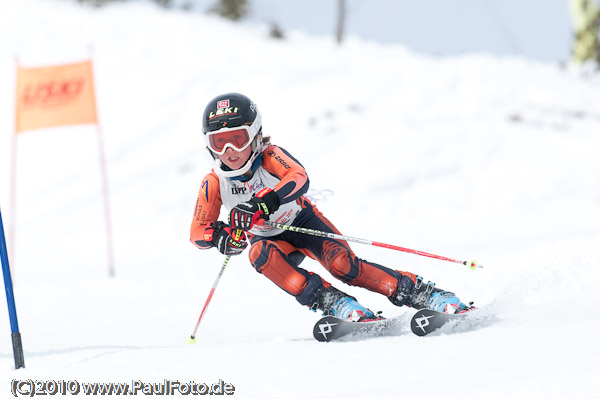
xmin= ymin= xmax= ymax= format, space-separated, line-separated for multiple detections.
xmin=1 ymin=0 xmax=599 ymax=398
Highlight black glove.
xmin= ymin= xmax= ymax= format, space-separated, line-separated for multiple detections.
xmin=229 ymin=188 xmax=280 ymax=231
xmin=205 ymin=221 xmax=248 ymax=256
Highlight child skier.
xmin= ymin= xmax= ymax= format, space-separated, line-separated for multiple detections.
xmin=190 ymin=93 xmax=471 ymax=322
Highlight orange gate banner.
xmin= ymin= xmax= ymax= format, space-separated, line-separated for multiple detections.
xmin=15 ymin=60 xmax=98 ymax=133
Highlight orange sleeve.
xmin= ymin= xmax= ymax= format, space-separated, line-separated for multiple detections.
xmin=190 ymin=171 xmax=222 ymax=249
xmin=262 ymin=145 xmax=309 ymax=204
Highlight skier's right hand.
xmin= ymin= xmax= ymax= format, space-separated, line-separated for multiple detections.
xmin=206 ymin=221 xmax=248 ymax=256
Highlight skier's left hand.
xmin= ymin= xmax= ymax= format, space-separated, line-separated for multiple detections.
xmin=230 ymin=188 xmax=280 ymax=230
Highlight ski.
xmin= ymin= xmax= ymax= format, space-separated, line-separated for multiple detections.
xmin=410 ymin=308 xmax=476 ymax=336
xmin=313 ymin=308 xmax=482 ymax=341
xmin=313 ymin=315 xmax=402 ymax=342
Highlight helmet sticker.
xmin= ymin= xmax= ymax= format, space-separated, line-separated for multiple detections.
xmin=217 ymin=99 xmax=229 ymax=109
xmin=208 ymin=107 xmax=239 ymax=120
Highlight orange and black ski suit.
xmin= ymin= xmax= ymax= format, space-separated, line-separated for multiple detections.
xmin=190 ymin=144 xmax=417 ymax=308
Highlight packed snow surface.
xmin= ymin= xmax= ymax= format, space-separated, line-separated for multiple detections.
xmin=1 ymin=1 xmax=599 ymax=398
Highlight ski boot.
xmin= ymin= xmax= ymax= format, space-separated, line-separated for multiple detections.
xmin=398 ymin=276 xmax=472 ymax=314
xmin=311 ymin=286 xmax=379 ymax=322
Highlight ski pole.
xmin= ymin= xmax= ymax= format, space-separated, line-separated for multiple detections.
xmin=261 ymin=220 xmax=482 ymax=269
xmin=187 ymin=255 xmax=232 ymax=344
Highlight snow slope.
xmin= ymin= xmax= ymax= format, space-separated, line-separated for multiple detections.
xmin=1 ymin=1 xmax=599 ymax=398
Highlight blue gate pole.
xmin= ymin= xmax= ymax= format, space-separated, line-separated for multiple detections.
xmin=0 ymin=207 xmax=25 ymax=369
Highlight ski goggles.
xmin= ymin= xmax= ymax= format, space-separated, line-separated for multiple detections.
xmin=206 ymin=124 xmax=259 ymax=155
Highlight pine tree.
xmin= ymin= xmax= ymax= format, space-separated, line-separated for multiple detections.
xmin=209 ymin=0 xmax=249 ymax=21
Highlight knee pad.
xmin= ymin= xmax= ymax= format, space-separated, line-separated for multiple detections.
xmin=249 ymin=240 xmax=304 ymax=272
xmin=328 ymin=251 xmax=358 ymax=283
xmin=248 ymin=240 xmax=309 ymax=297
xmin=249 ymin=241 xmax=267 ymax=272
